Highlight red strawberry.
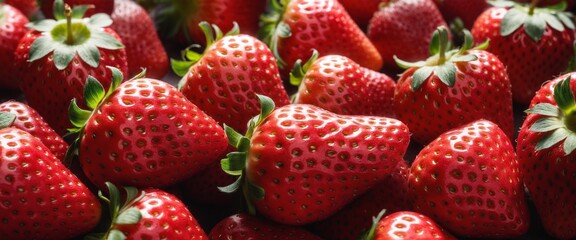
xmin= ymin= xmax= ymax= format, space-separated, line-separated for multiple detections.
xmin=409 ymin=120 xmax=529 ymax=238
xmin=93 ymin=183 xmax=208 ymax=239
xmin=338 ymin=0 xmax=386 ymax=30
xmin=0 ymin=3 xmax=28 ymax=89
xmin=0 ymin=125 xmax=101 ymax=239
xmin=172 ymin=22 xmax=291 ymax=134
xmin=5 ymin=0 xmax=38 ymax=18
xmin=363 ymin=210 xmax=456 ymax=240
xmin=0 ymin=100 xmax=68 ymax=161
xmin=209 ymin=213 xmax=323 ymax=239
xmin=220 ymin=95 xmax=410 ymax=225
xmin=368 ymin=0 xmax=449 ymax=72
xmin=260 ymin=0 xmax=382 ymax=76
xmin=394 ymin=27 xmax=514 ymax=144
xmin=516 ymin=73 xmax=576 ymax=239
xmin=67 ymin=67 xmax=229 ymax=189
xmin=41 ymin=0 xmax=114 ymax=18
xmin=433 ymin=0 xmax=489 ymax=30
xmin=291 ymin=52 xmax=396 ymax=117
xmin=471 ymin=1 xmax=575 ymax=104
xmin=311 ymin=160 xmax=412 ymax=240
xmin=14 ymin=0 xmax=127 ymax=135
xmin=110 ymin=0 xmax=168 ymax=79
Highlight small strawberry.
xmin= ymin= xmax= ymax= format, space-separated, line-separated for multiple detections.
xmin=517 ymin=73 xmax=576 ymax=239
xmin=5 ymin=0 xmax=38 ymax=18
xmin=172 ymin=22 xmax=291 ymax=134
xmin=260 ymin=0 xmax=382 ymax=76
xmin=14 ymin=0 xmax=127 ymax=135
xmin=0 ymin=124 xmax=101 ymax=239
xmin=209 ymin=213 xmax=323 ymax=239
xmin=67 ymin=67 xmax=229 ymax=190
xmin=0 ymin=3 xmax=28 ymax=89
xmin=471 ymin=0 xmax=575 ymax=104
xmin=362 ymin=210 xmax=456 ymax=240
xmin=394 ymin=27 xmax=514 ymax=144
xmin=291 ymin=51 xmax=396 ymax=117
xmin=110 ymin=0 xmax=168 ymax=79
xmin=0 ymin=100 xmax=68 ymax=161
xmin=409 ymin=120 xmax=530 ymax=238
xmin=220 ymin=95 xmax=410 ymax=225
xmin=40 ymin=0 xmax=114 ymax=18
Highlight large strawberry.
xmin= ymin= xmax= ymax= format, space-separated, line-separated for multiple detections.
xmin=14 ymin=0 xmax=127 ymax=135
xmin=291 ymin=51 xmax=396 ymax=117
xmin=260 ymin=0 xmax=382 ymax=76
xmin=362 ymin=210 xmax=456 ymax=240
xmin=0 ymin=124 xmax=101 ymax=239
xmin=220 ymin=95 xmax=410 ymax=225
xmin=471 ymin=0 xmax=575 ymax=105
xmin=209 ymin=213 xmax=323 ymax=239
xmin=110 ymin=0 xmax=168 ymax=79
xmin=67 ymin=67 xmax=229 ymax=189
xmin=40 ymin=0 xmax=114 ymax=18
xmin=0 ymin=3 xmax=28 ymax=89
xmin=409 ymin=120 xmax=529 ymax=238
xmin=0 ymin=100 xmax=68 ymax=161
xmin=516 ymin=73 xmax=576 ymax=239
xmin=172 ymin=22 xmax=290 ymax=134
xmin=394 ymin=27 xmax=514 ymax=144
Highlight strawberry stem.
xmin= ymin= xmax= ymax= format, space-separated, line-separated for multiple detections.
xmin=529 ymin=0 xmax=541 ymax=15
xmin=64 ymin=4 xmax=74 ymax=44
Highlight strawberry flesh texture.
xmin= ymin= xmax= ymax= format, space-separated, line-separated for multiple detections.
xmin=375 ymin=211 xmax=456 ymax=239
xmin=0 ymin=4 xmax=28 ymax=89
xmin=209 ymin=213 xmax=323 ymax=239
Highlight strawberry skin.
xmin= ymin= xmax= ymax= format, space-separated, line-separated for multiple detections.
xmin=209 ymin=213 xmax=323 ymax=239
xmin=0 ymin=127 xmax=101 ymax=239
xmin=0 ymin=3 xmax=28 ymax=89
xmin=433 ymin=0 xmax=488 ymax=29
xmin=409 ymin=120 xmax=529 ymax=238
xmin=372 ymin=211 xmax=456 ymax=240
xmin=5 ymin=0 xmax=38 ymax=17
xmin=338 ymin=0 xmax=384 ymax=30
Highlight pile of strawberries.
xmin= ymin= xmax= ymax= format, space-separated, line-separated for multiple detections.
xmin=1 ymin=0 xmax=576 ymax=239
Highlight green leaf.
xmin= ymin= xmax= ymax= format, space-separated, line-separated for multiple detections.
xmin=435 ymin=63 xmax=457 ymax=87
xmin=0 ymin=112 xmax=16 ymax=129
xmin=553 ymin=76 xmax=575 ymax=112
xmin=105 ymin=182 xmax=121 ymax=220
xmin=488 ymin=0 xmax=516 ymax=8
xmin=63 ymin=139 xmax=78 ymax=167
xmin=501 ymin=8 xmax=527 ymax=36
xmin=536 ymin=127 xmax=570 ymax=151
xmin=411 ymin=66 xmax=435 ymax=90
xmin=247 ymin=181 xmax=265 ymax=200
xmin=221 ymin=153 xmax=246 ymax=176
xmin=362 ymin=209 xmax=387 ymax=240
xmin=545 ymin=1 xmax=567 ymax=11
xmin=276 ymin=22 xmax=292 ymax=38
xmin=460 ymin=29 xmax=474 ymax=53
xmin=89 ymin=31 xmax=124 ymax=50
xmin=88 ymin=13 xmax=113 ymax=28
xmin=529 ymin=117 xmax=564 ymax=132
xmin=429 ymin=28 xmax=440 ymax=55
xmin=170 ymin=59 xmax=194 ymax=77
xmin=237 ymin=137 xmax=251 ymax=152
xmin=525 ymin=103 xmax=561 ymax=117
xmin=29 ymin=36 xmax=56 ymax=62
xmin=184 ymin=49 xmax=203 ymax=62
xmin=115 ymin=207 xmax=142 ymax=224
xmin=106 ymin=229 xmax=126 ymax=240
xmin=124 ymin=187 xmax=141 ymax=204
xmin=107 ymin=66 xmax=124 ymax=96
xmin=71 ymin=5 xmax=91 ymax=19
xmin=451 ymin=54 xmax=477 ymax=62
xmin=68 ymin=99 xmax=92 ymax=128
xmin=394 ymin=56 xmax=426 ymax=69
xmin=226 ymin=21 xmax=240 ymax=36
xmin=224 ymin=124 xmax=244 ymax=147
xmin=541 ymin=12 xmax=565 ymax=32
xmin=473 ymin=39 xmax=490 ymax=50
xmin=198 ymin=21 xmax=215 ymax=48
xmin=77 ymin=44 xmax=100 ymax=68
xmin=53 ymin=0 xmax=65 ymax=21
xmin=26 ymin=19 xmax=58 ymax=32
xmin=53 ymin=44 xmax=76 ymax=70
xmin=84 ymin=76 xmax=105 ymax=110
xmin=524 ymin=14 xmax=547 ymax=42
xmin=255 ymin=94 xmax=275 ymax=125
xmin=558 ymin=12 xmax=575 ymax=29
xmin=563 ymin=132 xmax=576 ymax=155
xmin=218 ymin=175 xmax=243 ymax=193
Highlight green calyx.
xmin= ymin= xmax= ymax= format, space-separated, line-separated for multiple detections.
xmin=154 ymin=0 xmax=197 ymax=40
xmin=360 ymin=209 xmax=387 ymax=240
xmin=526 ymin=76 xmax=576 ymax=155
xmin=25 ymin=0 xmax=123 ymax=70
xmin=491 ymin=0 xmax=575 ymax=42
xmin=395 ymin=26 xmax=487 ymax=91
xmin=289 ymin=49 xmax=319 ymax=86
xmin=171 ymin=21 xmax=240 ymax=85
xmin=218 ymin=94 xmax=276 ymax=215
xmin=0 ymin=112 xmax=16 ymax=129
xmin=259 ymin=0 xmax=291 ymax=69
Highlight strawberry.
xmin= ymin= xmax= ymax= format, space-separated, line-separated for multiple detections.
xmin=409 ymin=119 xmax=529 ymax=238
xmin=471 ymin=0 xmax=575 ymax=105
xmin=209 ymin=213 xmax=323 ymax=239
xmin=260 ymin=0 xmax=382 ymax=76
xmin=14 ymin=0 xmax=127 ymax=135
xmin=394 ymin=27 xmax=514 ymax=144
xmin=172 ymin=22 xmax=291 ymax=134
xmin=67 ymin=67 xmax=229 ymax=190
xmin=367 ymin=0 xmax=449 ymax=73
xmin=338 ymin=0 xmax=385 ymax=30
xmin=291 ymin=51 xmax=396 ymax=117
xmin=516 ymin=73 xmax=576 ymax=239
xmin=5 ymin=0 xmax=38 ymax=18
xmin=40 ymin=0 xmax=114 ymax=18
xmin=220 ymin=95 xmax=410 ymax=225
xmin=91 ymin=183 xmax=208 ymax=239
xmin=311 ymin=160 xmax=412 ymax=240
xmin=433 ymin=0 xmax=489 ymax=30
xmin=110 ymin=0 xmax=168 ymax=79
xmin=0 ymin=100 xmax=68 ymax=161
xmin=0 ymin=3 xmax=28 ymax=89
xmin=0 ymin=124 xmax=101 ymax=239
xmin=362 ymin=210 xmax=456 ymax=240
xmin=153 ymin=0 xmax=266 ymax=46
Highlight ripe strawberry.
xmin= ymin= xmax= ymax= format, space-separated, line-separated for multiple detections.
xmin=0 ymin=3 xmax=28 ymax=89
xmin=5 ymin=0 xmax=38 ymax=18
xmin=394 ymin=27 xmax=514 ymax=144
xmin=0 ymin=100 xmax=68 ymax=161
xmin=471 ymin=1 xmax=575 ymax=105
xmin=41 ymin=0 xmax=114 ymax=18
xmin=409 ymin=120 xmax=529 ymax=238
xmin=362 ymin=210 xmax=456 ymax=240
xmin=67 ymin=67 xmax=229 ymax=190
xmin=516 ymin=73 xmax=576 ymax=239
xmin=209 ymin=213 xmax=323 ymax=239
xmin=14 ymin=0 xmax=127 ymax=135
xmin=172 ymin=22 xmax=290 ymax=134
xmin=338 ymin=0 xmax=385 ymax=30
xmin=368 ymin=0 xmax=449 ymax=72
xmin=311 ymin=160 xmax=412 ymax=240
xmin=433 ymin=0 xmax=489 ymax=30
xmin=220 ymin=95 xmax=410 ymax=225
xmin=260 ymin=0 xmax=382 ymax=76
xmin=92 ymin=183 xmax=208 ymax=239
xmin=110 ymin=0 xmax=168 ymax=79
xmin=0 ymin=125 xmax=101 ymax=239
xmin=291 ymin=51 xmax=396 ymax=117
